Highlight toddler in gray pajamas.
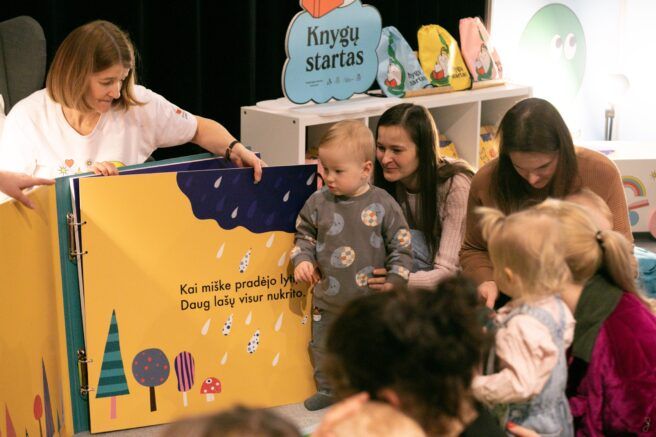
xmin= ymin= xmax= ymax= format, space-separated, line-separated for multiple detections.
xmin=291 ymin=120 xmax=413 ymax=411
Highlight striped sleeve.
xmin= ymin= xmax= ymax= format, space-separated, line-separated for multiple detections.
xmin=408 ymin=173 xmax=471 ymax=290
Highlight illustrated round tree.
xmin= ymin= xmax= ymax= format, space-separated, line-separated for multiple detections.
xmin=131 ymin=348 xmax=170 ymax=412
xmin=96 ymin=310 xmax=130 ymax=419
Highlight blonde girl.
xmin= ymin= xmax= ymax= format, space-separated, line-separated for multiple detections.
xmin=471 ymin=207 xmax=575 ymax=437
xmin=533 ymin=198 xmax=656 ymax=435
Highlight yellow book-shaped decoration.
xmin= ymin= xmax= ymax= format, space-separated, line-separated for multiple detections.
xmin=417 ymin=24 xmax=472 ymax=91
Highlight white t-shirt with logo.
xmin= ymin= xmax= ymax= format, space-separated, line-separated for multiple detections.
xmin=0 ymin=85 xmax=197 ymax=178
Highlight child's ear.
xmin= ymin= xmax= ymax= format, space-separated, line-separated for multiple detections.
xmin=377 ymin=388 xmax=402 ymax=408
xmin=502 ymin=267 xmax=515 ymax=284
xmin=362 ymin=160 xmax=373 ymax=177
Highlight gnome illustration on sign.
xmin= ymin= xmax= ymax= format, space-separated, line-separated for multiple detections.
xmin=431 ymin=42 xmax=450 ymax=85
xmin=385 ymin=62 xmax=403 ymax=88
xmin=384 ymin=34 xmax=406 ymax=96
xmin=475 ymin=44 xmax=493 ymax=80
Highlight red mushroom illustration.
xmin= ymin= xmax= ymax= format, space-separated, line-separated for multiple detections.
xmin=200 ymin=377 xmax=222 ymax=402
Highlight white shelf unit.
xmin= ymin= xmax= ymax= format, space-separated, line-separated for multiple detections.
xmin=240 ymin=83 xmax=532 ymax=168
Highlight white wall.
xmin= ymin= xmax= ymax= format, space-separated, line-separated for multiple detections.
xmin=490 ymin=0 xmax=655 ymax=141
xmin=617 ymin=0 xmax=656 ymax=140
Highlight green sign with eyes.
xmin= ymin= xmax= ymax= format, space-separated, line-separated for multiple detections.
xmin=519 ymin=4 xmax=586 ymax=100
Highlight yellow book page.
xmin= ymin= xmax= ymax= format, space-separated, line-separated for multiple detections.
xmin=0 ymin=186 xmax=73 ymax=436
xmin=80 ymin=171 xmax=314 ymax=433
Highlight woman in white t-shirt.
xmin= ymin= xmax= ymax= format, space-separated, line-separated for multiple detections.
xmin=0 ymin=20 xmax=262 ymax=180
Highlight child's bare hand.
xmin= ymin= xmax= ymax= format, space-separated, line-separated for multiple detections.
xmin=507 ymin=422 xmax=540 ymax=437
xmin=478 ymin=281 xmax=499 ymax=308
xmin=310 ymin=267 xmax=321 ymax=284
xmin=294 ymin=261 xmax=319 ymax=285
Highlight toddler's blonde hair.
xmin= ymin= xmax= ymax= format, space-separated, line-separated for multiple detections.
xmin=533 ymin=198 xmax=639 ymax=296
xmin=477 ymin=206 xmax=571 ymax=300
xmin=319 ymin=120 xmax=374 ymax=163
xmin=564 ymin=188 xmax=613 ymax=231
xmin=331 ymin=401 xmax=426 ymax=437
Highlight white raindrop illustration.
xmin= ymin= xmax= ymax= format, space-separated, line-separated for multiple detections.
xmin=306 ymin=172 xmax=316 ymax=185
xmin=222 ymin=314 xmax=233 ymax=336
xmin=213 ymin=176 xmax=223 ymax=189
xmin=220 ymin=352 xmax=228 ymax=365
xmin=245 ymin=311 xmax=253 ymax=325
xmin=247 ymin=330 xmax=261 ymax=354
xmin=272 ymin=353 xmax=280 ymax=367
xmin=266 ymin=234 xmax=275 ymax=248
xmin=283 ymin=191 xmax=290 ymax=202
xmin=231 ymin=206 xmax=239 ymax=218
xmin=201 ymin=318 xmax=211 ymax=336
xmin=216 ymin=243 xmax=225 ymax=259
xmin=240 ymin=249 xmax=252 ymax=273
xmin=274 ymin=313 xmax=284 ymax=331
xmin=301 ymin=315 xmax=308 ymax=325
xmin=277 ymin=251 xmax=287 ymax=267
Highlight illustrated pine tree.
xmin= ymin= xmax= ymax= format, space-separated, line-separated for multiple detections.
xmin=6 ymin=404 xmax=17 ymax=437
xmin=41 ymin=361 xmax=54 ymax=437
xmin=96 ymin=310 xmax=130 ymax=419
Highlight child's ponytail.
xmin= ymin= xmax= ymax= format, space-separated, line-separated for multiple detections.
xmin=476 ymin=206 xmax=506 ymax=242
xmin=596 ymin=229 xmax=645 ymax=301
xmin=535 ymin=199 xmax=652 ymax=309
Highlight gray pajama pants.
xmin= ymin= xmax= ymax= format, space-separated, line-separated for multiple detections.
xmin=309 ymin=308 xmax=338 ymax=394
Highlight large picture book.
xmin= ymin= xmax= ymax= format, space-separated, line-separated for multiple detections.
xmin=0 ymin=154 xmax=317 ymax=434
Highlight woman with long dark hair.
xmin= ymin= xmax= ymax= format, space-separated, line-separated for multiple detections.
xmin=371 ymin=103 xmax=473 ymax=290
xmin=460 ymin=98 xmax=631 ymax=307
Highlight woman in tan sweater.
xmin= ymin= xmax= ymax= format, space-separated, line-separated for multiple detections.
xmin=460 ymin=97 xmax=631 ymax=307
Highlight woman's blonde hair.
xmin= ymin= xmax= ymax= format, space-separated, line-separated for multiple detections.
xmin=533 ymin=198 xmax=639 ymax=296
xmin=46 ymin=20 xmax=142 ymax=112
xmin=477 ymin=206 xmax=571 ymax=300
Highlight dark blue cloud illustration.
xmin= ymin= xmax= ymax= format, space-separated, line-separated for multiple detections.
xmin=176 ymin=165 xmax=317 ymax=233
